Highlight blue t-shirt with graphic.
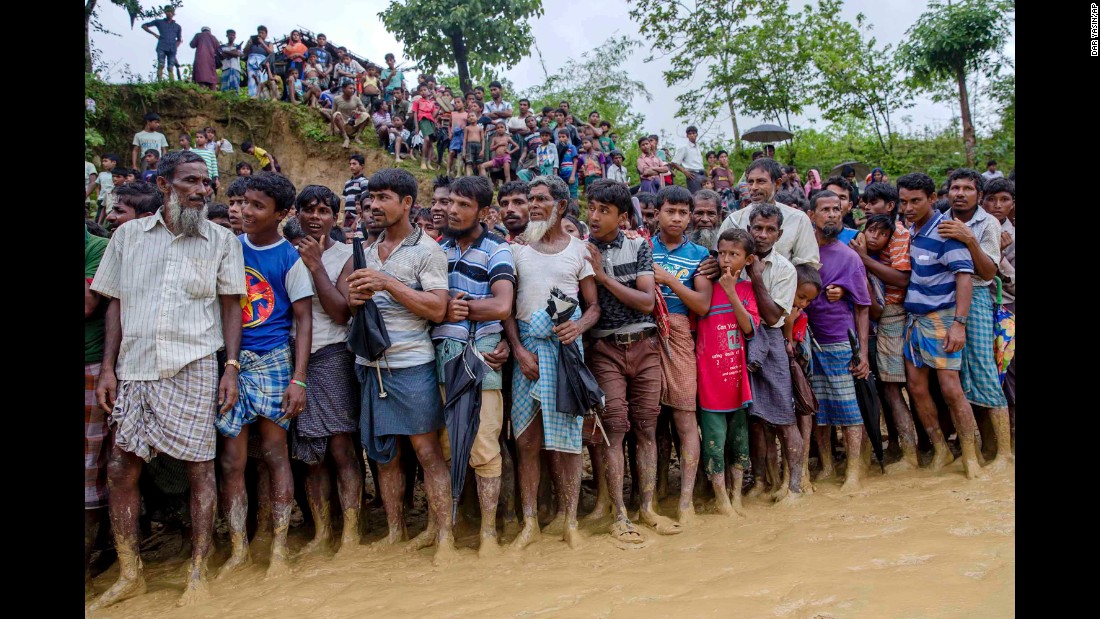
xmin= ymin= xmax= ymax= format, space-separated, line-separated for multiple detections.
xmin=558 ymin=143 xmax=578 ymax=177
xmin=652 ymin=235 xmax=710 ymax=315
xmin=239 ymin=235 xmax=314 ymax=353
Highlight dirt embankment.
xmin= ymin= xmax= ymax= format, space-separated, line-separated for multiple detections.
xmin=88 ymin=84 xmax=437 ymax=203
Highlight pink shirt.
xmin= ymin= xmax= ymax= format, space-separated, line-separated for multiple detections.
xmin=412 ymin=98 xmax=437 ymax=123
xmin=696 ymin=280 xmax=759 ymax=413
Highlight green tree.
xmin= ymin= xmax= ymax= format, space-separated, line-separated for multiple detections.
xmin=85 ymin=1 xmax=183 ymax=73
xmin=897 ymin=0 xmax=1014 ymax=166
xmin=522 ymin=36 xmax=652 ymax=144
xmin=804 ymin=0 xmax=914 ymax=158
xmin=379 ymin=0 xmax=543 ymax=96
xmin=725 ymin=0 xmax=814 ymax=157
xmin=628 ymin=0 xmax=762 ymax=151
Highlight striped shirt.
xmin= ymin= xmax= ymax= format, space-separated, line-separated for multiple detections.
xmin=432 ymin=224 xmax=516 ymax=343
xmin=354 ymin=225 xmax=449 ymax=369
xmin=343 ymin=175 xmax=368 ymax=211
xmin=652 ymin=234 xmax=710 ymax=315
xmin=904 ymin=210 xmax=975 ymax=314
xmin=90 ymin=210 xmax=246 ymax=380
xmin=589 ymin=231 xmax=655 ymax=337
xmin=943 ymin=206 xmax=1001 ymax=287
xmin=191 ymin=147 xmax=219 ymax=179
xmin=879 ymin=221 xmax=912 ymax=306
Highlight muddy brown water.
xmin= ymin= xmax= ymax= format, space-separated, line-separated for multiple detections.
xmin=88 ymin=459 xmax=1013 ymax=618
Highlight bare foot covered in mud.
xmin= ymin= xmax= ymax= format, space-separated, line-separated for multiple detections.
xmin=542 ymin=513 xmax=567 ymax=536
xmin=478 ymin=534 xmax=501 ymax=559
xmin=176 ymin=573 xmax=211 ymax=607
xmin=368 ymin=527 xmax=409 ymax=553
xmin=839 ymin=474 xmax=864 ymax=494
xmin=299 ymin=534 xmax=331 ymax=557
xmin=885 ymin=456 xmax=919 ymax=474
xmin=217 ymin=548 xmax=252 ymax=580
xmin=639 ymin=509 xmax=684 ymax=535
xmin=745 ymin=480 xmax=769 ymax=498
xmin=407 ymin=524 xmax=438 ymax=552
xmin=509 ymin=518 xmax=542 ymax=551
xmin=677 ymin=503 xmax=697 ymax=527
xmin=961 ymin=458 xmax=989 ymax=481
xmin=774 ymin=491 xmax=805 ymax=508
xmin=248 ymin=533 xmax=272 ymax=559
xmin=88 ymin=574 xmax=147 ymax=611
xmin=930 ymin=446 xmax=955 ymax=471
xmin=582 ymin=498 xmax=612 ymax=522
xmin=563 ymin=524 xmax=584 ymax=549
xmin=815 ymin=466 xmax=836 ymax=483
xmin=772 ymin=482 xmax=790 ymax=502
xmin=264 ymin=548 xmax=291 ymax=580
xmin=431 ymin=533 xmax=458 ymax=567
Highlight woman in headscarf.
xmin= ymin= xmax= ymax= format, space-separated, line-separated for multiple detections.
xmin=803 ymin=168 xmax=822 ymax=198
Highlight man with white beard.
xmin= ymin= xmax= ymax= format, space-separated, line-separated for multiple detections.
xmin=688 ymin=189 xmax=723 ymax=249
xmin=91 ymin=150 xmax=245 ymax=609
xmin=504 ymin=175 xmax=601 ymax=551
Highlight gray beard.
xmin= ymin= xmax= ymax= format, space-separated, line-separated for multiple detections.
xmin=689 ymin=227 xmax=717 ymax=248
xmin=525 ymin=208 xmax=559 ymax=244
xmin=166 ymin=190 xmax=208 ymax=237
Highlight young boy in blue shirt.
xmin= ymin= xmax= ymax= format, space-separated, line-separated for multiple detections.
xmin=556 ymin=128 xmax=579 ymax=199
xmin=217 ymin=172 xmax=315 ymax=579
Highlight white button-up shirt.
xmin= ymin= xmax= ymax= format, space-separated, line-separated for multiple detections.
xmin=91 ymin=210 xmax=246 ymax=381
xmin=671 ymin=140 xmax=705 ymax=171
xmin=717 ymin=201 xmax=821 ymax=270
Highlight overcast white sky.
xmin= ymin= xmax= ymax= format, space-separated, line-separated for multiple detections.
xmin=93 ymin=0 xmax=1015 ymax=145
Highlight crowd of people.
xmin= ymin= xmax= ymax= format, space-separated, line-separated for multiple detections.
xmin=85 ymin=7 xmax=1016 ymax=612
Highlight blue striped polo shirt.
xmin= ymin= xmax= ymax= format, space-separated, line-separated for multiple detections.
xmin=431 ymin=224 xmax=516 ymax=342
xmin=652 ymin=234 xmax=710 ymax=315
xmin=904 ymin=210 xmax=975 ymax=314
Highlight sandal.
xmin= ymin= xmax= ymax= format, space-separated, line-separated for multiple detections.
xmin=609 ymin=519 xmax=648 ymax=548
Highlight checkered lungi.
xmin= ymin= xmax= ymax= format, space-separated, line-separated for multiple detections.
xmin=221 ymin=67 xmax=241 ymax=93
xmin=217 ymin=343 xmax=293 ymax=438
xmin=905 ymin=307 xmax=962 ymax=371
xmin=111 ymin=355 xmax=219 ymax=462
xmin=85 ymin=362 xmax=110 ymax=509
xmin=511 ymin=307 xmax=584 ymax=454
xmin=291 ymin=343 xmax=359 ymax=465
xmin=659 ymin=313 xmax=696 ymax=411
xmin=961 ymin=286 xmax=1009 ymax=408
xmin=876 ymin=304 xmax=907 ymax=383
xmin=811 ymin=341 xmax=863 ymax=426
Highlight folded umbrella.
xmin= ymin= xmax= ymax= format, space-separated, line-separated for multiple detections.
xmin=848 ymin=328 xmax=884 ymax=473
xmin=348 ymin=230 xmax=392 ymax=397
xmin=442 ymin=323 xmax=488 ymax=520
xmin=546 ymin=287 xmax=610 ymax=445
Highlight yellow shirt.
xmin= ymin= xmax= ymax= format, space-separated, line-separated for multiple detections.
xmin=253 ymin=145 xmax=272 ymax=169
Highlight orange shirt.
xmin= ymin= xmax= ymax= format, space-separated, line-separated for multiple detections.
xmin=283 ymin=41 xmax=307 ymax=60
xmin=879 ymin=220 xmax=912 ymax=305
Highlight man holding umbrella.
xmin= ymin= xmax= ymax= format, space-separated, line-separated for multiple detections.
xmin=504 ymin=175 xmax=600 ymax=551
xmin=804 ymin=190 xmax=872 ymax=493
xmin=346 ymin=168 xmax=456 ymax=565
xmin=432 ymin=175 xmax=516 ymax=557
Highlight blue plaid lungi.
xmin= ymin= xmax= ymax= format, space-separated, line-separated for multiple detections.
xmin=512 ymin=307 xmax=584 ymax=454
xmin=217 ymin=342 xmax=292 ymax=437
xmin=810 ymin=341 xmax=863 ymax=427
xmin=961 ymin=286 xmax=1009 ymax=408
xmin=221 ymin=67 xmax=241 ymax=93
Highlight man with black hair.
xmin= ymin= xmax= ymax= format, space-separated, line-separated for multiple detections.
xmin=939 ymin=169 xmax=1011 ymax=472
xmin=107 ymin=181 xmax=163 ymax=232
xmin=430 ymin=175 xmax=453 ymax=238
xmin=333 ymin=82 xmax=370 ymax=149
xmin=636 ymin=192 xmax=661 ymax=236
xmin=896 ymin=172 xmax=982 ymax=479
xmin=717 ymin=158 xmax=820 ymax=269
xmin=290 ymin=185 xmax=361 ymax=557
xmin=582 ymin=179 xmax=660 ymax=546
xmin=91 ymin=150 xmax=245 ymax=609
xmin=981 ymin=160 xmax=1003 ymax=182
xmin=982 ymin=178 xmax=1015 ymax=430
xmin=217 ymin=172 xmax=314 ymax=580
xmin=206 ymin=203 xmax=231 ymax=229
xmin=498 ymin=180 xmax=531 ymax=240
xmin=346 ymin=168 xmax=456 ymax=565
xmin=432 ymin=175 xmax=515 ymax=557
xmin=225 ymin=176 xmax=248 ymax=235
xmin=669 ymin=126 xmax=705 ymax=194
xmin=804 ymin=190 xmax=872 ymax=493
xmin=142 ymin=5 xmax=182 ymax=82
xmin=821 ymin=175 xmax=860 ymax=243
xmin=484 ymin=80 xmax=513 ymax=122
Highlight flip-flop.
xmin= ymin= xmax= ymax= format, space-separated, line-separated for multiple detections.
xmin=609 ymin=520 xmax=650 ymax=550
xmin=642 ymin=516 xmax=684 ymax=536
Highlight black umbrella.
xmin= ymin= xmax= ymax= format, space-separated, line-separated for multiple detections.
xmin=742 ymin=123 xmax=793 ymax=143
xmin=348 ymin=231 xmax=392 ymax=397
xmin=848 ymin=328 xmax=884 ymax=473
xmin=442 ymin=324 xmax=488 ymax=520
xmin=546 ymin=288 xmax=610 ymax=445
